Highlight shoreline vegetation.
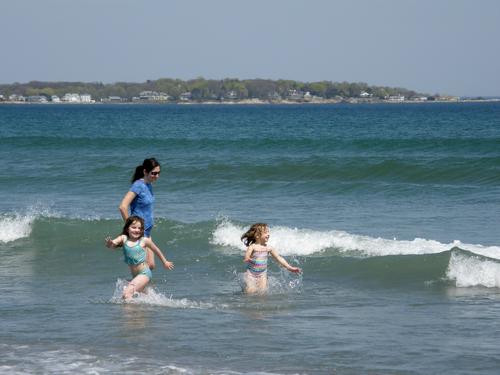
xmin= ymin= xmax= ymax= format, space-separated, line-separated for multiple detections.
xmin=0 ymin=78 xmax=497 ymax=105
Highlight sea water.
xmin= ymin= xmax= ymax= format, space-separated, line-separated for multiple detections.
xmin=1 ymin=103 xmax=500 ymax=374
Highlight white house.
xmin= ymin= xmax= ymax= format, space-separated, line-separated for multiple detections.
xmin=62 ymin=93 xmax=81 ymax=102
xmin=80 ymin=94 xmax=92 ymax=103
xmin=179 ymin=92 xmax=192 ymax=101
xmin=387 ymin=95 xmax=405 ymax=102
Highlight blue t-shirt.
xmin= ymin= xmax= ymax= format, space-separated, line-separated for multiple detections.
xmin=130 ymin=179 xmax=154 ymax=230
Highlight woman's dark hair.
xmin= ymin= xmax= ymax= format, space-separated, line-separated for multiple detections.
xmin=241 ymin=223 xmax=268 ymax=246
xmin=131 ymin=158 xmax=160 ymax=183
xmin=121 ymin=215 xmax=145 ymax=238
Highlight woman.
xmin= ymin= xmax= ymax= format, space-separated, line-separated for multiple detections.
xmin=119 ymin=157 xmax=161 ymax=269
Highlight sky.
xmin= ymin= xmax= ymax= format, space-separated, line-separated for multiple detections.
xmin=1 ymin=0 xmax=499 ymax=96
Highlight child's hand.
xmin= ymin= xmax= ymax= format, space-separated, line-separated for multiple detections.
xmin=163 ymin=260 xmax=174 ymax=270
xmin=289 ymin=266 xmax=302 ymax=274
xmin=105 ymin=237 xmax=114 ymax=248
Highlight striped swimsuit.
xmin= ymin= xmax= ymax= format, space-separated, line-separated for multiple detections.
xmin=247 ymin=249 xmax=269 ymax=278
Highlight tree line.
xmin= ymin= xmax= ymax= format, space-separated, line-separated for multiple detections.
xmin=0 ymin=78 xmax=426 ymax=101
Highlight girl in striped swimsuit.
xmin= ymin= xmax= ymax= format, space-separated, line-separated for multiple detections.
xmin=242 ymin=223 xmax=301 ymax=294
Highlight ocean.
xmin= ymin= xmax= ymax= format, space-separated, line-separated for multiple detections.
xmin=1 ymin=102 xmax=500 ymax=374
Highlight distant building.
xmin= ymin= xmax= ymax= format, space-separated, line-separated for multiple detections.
xmin=51 ymin=95 xmax=61 ymax=103
xmin=80 ymin=94 xmax=92 ymax=103
xmin=62 ymin=93 xmax=81 ymax=102
xmin=0 ymin=94 xmax=5 ymax=101
xmin=139 ymin=91 xmax=170 ymax=101
xmin=412 ymin=96 xmax=428 ymax=102
xmin=26 ymin=95 xmax=48 ymax=103
xmin=287 ymin=89 xmax=304 ymax=100
xmin=268 ymin=92 xmax=282 ymax=101
xmin=387 ymin=95 xmax=405 ymax=102
xmin=9 ymin=94 xmax=25 ymax=102
xmin=360 ymin=91 xmax=373 ymax=98
xmin=179 ymin=92 xmax=192 ymax=101
xmin=225 ymin=90 xmax=238 ymax=100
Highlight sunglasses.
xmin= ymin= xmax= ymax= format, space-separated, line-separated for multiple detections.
xmin=150 ymin=171 xmax=161 ymax=176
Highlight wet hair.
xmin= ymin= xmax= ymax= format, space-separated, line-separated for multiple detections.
xmin=241 ymin=223 xmax=268 ymax=246
xmin=121 ymin=215 xmax=145 ymax=238
xmin=131 ymin=158 xmax=161 ymax=183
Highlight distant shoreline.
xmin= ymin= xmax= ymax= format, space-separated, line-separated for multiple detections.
xmin=1 ymin=98 xmax=499 ymax=105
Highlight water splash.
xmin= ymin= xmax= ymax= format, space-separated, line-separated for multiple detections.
xmin=109 ymin=279 xmax=217 ymax=309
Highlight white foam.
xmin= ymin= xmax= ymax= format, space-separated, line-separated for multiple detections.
xmin=0 ymin=204 xmax=64 ymax=243
xmin=110 ymin=279 xmax=217 ymax=309
xmin=0 ymin=214 xmax=34 ymax=243
xmin=211 ymin=220 xmax=500 ymax=259
xmin=0 ymin=343 xmax=209 ymax=375
xmin=446 ymin=252 xmax=500 ymax=288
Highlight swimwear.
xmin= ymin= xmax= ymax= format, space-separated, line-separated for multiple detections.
xmin=246 ymin=249 xmax=269 ymax=278
xmin=133 ymin=265 xmax=152 ymax=280
xmin=123 ymin=237 xmax=152 ymax=280
xmin=130 ymin=179 xmax=155 ymax=233
xmin=123 ymin=237 xmax=147 ymax=264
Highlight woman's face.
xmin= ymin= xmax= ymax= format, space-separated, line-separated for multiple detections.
xmin=144 ymin=166 xmax=161 ymax=182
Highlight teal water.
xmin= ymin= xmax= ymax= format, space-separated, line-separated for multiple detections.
xmin=1 ymin=103 xmax=500 ymax=374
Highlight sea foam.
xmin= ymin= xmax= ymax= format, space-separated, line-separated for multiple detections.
xmin=211 ymin=220 xmax=500 ymax=259
xmin=447 ymin=252 xmax=500 ymax=288
xmin=0 ymin=214 xmax=34 ymax=243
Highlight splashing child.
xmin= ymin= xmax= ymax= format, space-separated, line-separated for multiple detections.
xmin=105 ymin=216 xmax=174 ymax=299
xmin=242 ymin=223 xmax=301 ymax=294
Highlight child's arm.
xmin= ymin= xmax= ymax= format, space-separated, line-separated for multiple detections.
xmin=269 ymin=248 xmax=302 ymax=273
xmin=143 ymin=238 xmax=174 ymax=270
xmin=243 ymin=245 xmax=254 ymax=263
xmin=105 ymin=234 xmax=124 ymax=249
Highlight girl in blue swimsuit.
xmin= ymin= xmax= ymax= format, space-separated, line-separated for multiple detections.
xmin=105 ymin=216 xmax=174 ymax=300
xmin=242 ymin=223 xmax=301 ymax=294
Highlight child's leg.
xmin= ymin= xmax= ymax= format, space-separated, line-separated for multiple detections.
xmin=244 ymin=272 xmax=268 ymax=294
xmin=256 ymin=274 xmax=268 ymax=293
xmin=244 ymin=272 xmax=257 ymax=294
xmin=123 ymin=274 xmax=150 ymax=300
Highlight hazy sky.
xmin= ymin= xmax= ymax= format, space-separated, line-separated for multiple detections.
xmin=1 ymin=0 xmax=499 ymax=96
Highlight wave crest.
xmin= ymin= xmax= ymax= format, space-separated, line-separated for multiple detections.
xmin=447 ymin=252 xmax=500 ymax=288
xmin=0 ymin=214 xmax=34 ymax=243
xmin=211 ymin=220 xmax=500 ymax=259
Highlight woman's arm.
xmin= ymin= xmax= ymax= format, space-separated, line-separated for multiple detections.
xmin=118 ymin=191 xmax=137 ymax=221
xmin=143 ymin=238 xmax=174 ymax=270
xmin=269 ymin=248 xmax=301 ymax=273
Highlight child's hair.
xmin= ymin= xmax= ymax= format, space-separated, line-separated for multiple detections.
xmin=241 ymin=223 xmax=268 ymax=246
xmin=121 ymin=215 xmax=145 ymax=238
xmin=131 ymin=158 xmax=161 ymax=183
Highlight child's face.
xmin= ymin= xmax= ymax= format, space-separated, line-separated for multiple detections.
xmin=258 ymin=227 xmax=270 ymax=244
xmin=128 ymin=221 xmax=143 ymax=238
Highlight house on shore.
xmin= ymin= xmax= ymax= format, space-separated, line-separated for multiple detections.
xmin=179 ymin=92 xmax=192 ymax=101
xmin=9 ymin=94 xmax=26 ymax=102
xmin=138 ymin=91 xmax=170 ymax=101
xmin=387 ymin=94 xmax=405 ymax=102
